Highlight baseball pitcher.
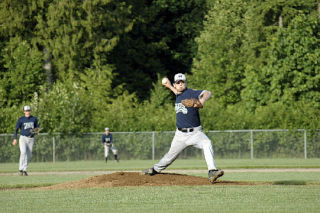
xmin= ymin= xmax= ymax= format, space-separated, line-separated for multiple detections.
xmin=12 ymin=105 xmax=40 ymax=176
xmin=102 ymin=127 xmax=119 ymax=163
xmin=143 ymin=73 xmax=224 ymax=183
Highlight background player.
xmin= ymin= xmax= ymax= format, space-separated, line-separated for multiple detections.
xmin=143 ymin=73 xmax=224 ymax=183
xmin=102 ymin=127 xmax=119 ymax=163
xmin=12 ymin=105 xmax=39 ymax=176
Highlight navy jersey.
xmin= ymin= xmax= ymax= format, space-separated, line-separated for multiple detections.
xmin=175 ymin=88 xmax=204 ymax=128
xmin=14 ymin=116 xmax=39 ymax=139
xmin=102 ymin=133 xmax=113 ymax=144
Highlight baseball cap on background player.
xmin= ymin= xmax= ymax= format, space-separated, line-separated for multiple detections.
xmin=105 ymin=127 xmax=109 ymax=131
xmin=23 ymin=105 xmax=31 ymax=111
xmin=174 ymin=73 xmax=186 ymax=83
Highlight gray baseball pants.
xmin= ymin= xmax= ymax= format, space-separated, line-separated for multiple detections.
xmin=104 ymin=144 xmax=118 ymax=158
xmin=19 ymin=135 xmax=34 ymax=172
xmin=154 ymin=126 xmax=217 ymax=172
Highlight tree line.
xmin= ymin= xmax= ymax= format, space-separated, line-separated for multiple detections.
xmin=0 ymin=0 xmax=320 ymax=134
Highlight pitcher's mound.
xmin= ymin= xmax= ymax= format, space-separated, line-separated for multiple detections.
xmin=41 ymin=172 xmax=258 ymax=190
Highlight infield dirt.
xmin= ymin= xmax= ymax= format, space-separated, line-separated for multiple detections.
xmin=40 ymin=172 xmax=263 ymax=190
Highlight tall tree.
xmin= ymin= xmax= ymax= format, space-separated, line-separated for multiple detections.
xmin=35 ymin=0 xmax=133 ymax=81
xmin=0 ymin=0 xmax=46 ymax=40
xmin=241 ymin=0 xmax=319 ymax=110
xmin=78 ymin=60 xmax=124 ymax=131
xmin=34 ymin=79 xmax=92 ymax=134
xmin=265 ymin=13 xmax=320 ymax=105
xmin=191 ymin=0 xmax=248 ymax=105
xmin=0 ymin=0 xmax=49 ymax=107
xmin=0 ymin=38 xmax=44 ymax=107
xmin=108 ymin=0 xmax=209 ymax=99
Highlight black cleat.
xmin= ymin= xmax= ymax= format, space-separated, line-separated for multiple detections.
xmin=208 ymin=169 xmax=224 ymax=183
xmin=142 ymin=168 xmax=159 ymax=176
xmin=19 ymin=170 xmax=23 ymax=176
xmin=23 ymin=171 xmax=28 ymax=176
xmin=114 ymin=155 xmax=119 ymax=163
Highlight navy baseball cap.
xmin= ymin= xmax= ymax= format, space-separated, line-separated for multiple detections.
xmin=24 ymin=105 xmax=31 ymax=111
xmin=174 ymin=73 xmax=186 ymax=83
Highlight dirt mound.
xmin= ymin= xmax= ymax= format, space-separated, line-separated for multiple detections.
xmin=40 ymin=172 xmax=259 ymax=190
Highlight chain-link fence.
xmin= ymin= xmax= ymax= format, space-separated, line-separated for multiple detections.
xmin=1 ymin=129 xmax=320 ymax=162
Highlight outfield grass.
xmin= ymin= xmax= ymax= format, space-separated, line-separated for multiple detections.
xmin=1 ymin=158 xmax=320 ymax=173
xmin=1 ymin=185 xmax=320 ymax=213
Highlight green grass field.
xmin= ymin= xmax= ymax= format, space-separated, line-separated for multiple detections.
xmin=1 ymin=159 xmax=320 ymax=213
xmin=1 ymin=158 xmax=320 ymax=173
xmin=2 ymin=185 xmax=320 ymax=213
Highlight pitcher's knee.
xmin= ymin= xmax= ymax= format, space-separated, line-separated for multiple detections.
xmin=202 ymin=139 xmax=212 ymax=146
xmin=202 ymin=141 xmax=213 ymax=150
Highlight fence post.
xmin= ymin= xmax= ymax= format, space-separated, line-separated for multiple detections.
xmin=250 ymin=130 xmax=254 ymax=160
xmin=152 ymin=132 xmax=155 ymax=161
xmin=304 ymin=130 xmax=307 ymax=159
xmin=53 ymin=136 xmax=56 ymax=163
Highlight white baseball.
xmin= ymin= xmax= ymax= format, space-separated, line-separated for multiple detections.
xmin=162 ymin=78 xmax=167 ymax=84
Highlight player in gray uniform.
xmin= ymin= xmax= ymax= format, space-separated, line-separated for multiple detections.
xmin=143 ymin=73 xmax=224 ymax=183
xmin=102 ymin=127 xmax=119 ymax=163
xmin=12 ymin=105 xmax=39 ymax=176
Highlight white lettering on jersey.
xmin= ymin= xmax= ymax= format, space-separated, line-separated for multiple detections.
xmin=105 ymin=138 xmax=111 ymax=142
xmin=175 ymin=103 xmax=188 ymax=114
xmin=24 ymin=122 xmax=34 ymax=129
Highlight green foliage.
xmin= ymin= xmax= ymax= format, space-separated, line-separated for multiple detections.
xmin=0 ymin=105 xmax=25 ymax=135
xmin=35 ymin=0 xmax=133 ymax=80
xmin=86 ymin=75 xmax=176 ymax=132
xmin=192 ymin=0 xmax=320 ymax=130
xmin=78 ymin=62 xmax=123 ymax=131
xmin=109 ymin=0 xmax=208 ymax=99
xmin=34 ymin=80 xmax=91 ymax=134
xmin=254 ymin=101 xmax=320 ymax=129
xmin=0 ymin=0 xmax=45 ymax=39
xmin=0 ymin=0 xmax=208 ymax=133
xmin=0 ymin=37 xmax=44 ymax=107
xmin=267 ymin=13 xmax=320 ymax=105
xmin=191 ymin=0 xmax=247 ymax=105
xmin=99 ymin=91 xmax=140 ymax=131
xmin=137 ymin=76 xmax=175 ymax=131
xmin=241 ymin=12 xmax=320 ymax=129
xmin=1 ymin=0 xmax=320 ymax=134
xmin=242 ymin=0 xmax=320 ymax=110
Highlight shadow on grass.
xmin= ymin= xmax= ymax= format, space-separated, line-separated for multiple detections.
xmin=273 ymin=180 xmax=306 ymax=185
xmin=0 ymin=183 xmax=54 ymax=190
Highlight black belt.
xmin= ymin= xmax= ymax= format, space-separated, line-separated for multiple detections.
xmin=178 ymin=128 xmax=194 ymax=133
xmin=21 ymin=135 xmax=34 ymax=138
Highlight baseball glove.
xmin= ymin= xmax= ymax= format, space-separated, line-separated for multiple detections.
xmin=30 ymin=128 xmax=41 ymax=135
xmin=181 ymin=98 xmax=203 ymax=108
